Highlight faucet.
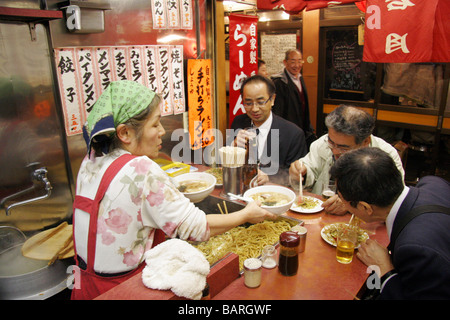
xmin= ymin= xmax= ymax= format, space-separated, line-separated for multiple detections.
xmin=1 ymin=166 xmax=53 ymax=216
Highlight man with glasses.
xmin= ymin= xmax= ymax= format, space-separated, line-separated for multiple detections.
xmin=272 ymin=49 xmax=316 ymax=147
xmin=230 ymin=75 xmax=307 ymax=186
xmin=289 ymin=105 xmax=404 ymax=215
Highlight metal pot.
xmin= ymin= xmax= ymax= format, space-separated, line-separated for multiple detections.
xmin=0 ymin=243 xmax=72 ymax=300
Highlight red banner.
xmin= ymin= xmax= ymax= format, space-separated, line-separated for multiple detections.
xmin=363 ymin=0 xmax=450 ymax=63
xmin=228 ymin=14 xmax=259 ymax=126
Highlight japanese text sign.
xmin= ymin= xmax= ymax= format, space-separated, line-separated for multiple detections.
xmin=363 ymin=0 xmax=450 ymax=62
xmin=55 ymin=45 xmax=185 ymax=136
xmin=187 ymin=59 xmax=213 ymax=150
xmin=151 ymin=0 xmax=193 ymax=30
xmin=228 ymin=14 xmax=258 ymax=126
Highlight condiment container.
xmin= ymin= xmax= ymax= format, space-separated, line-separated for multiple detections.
xmin=261 ymin=245 xmax=277 ymax=269
xmin=291 ymin=225 xmax=307 ymax=253
xmin=278 ymin=231 xmax=300 ymax=276
xmin=243 ymin=258 xmax=262 ymax=288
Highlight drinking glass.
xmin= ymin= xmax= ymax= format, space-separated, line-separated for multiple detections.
xmin=322 ymin=181 xmax=336 ymax=200
xmin=336 ymin=227 xmax=357 ymax=264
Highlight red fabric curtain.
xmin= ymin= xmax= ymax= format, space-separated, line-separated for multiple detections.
xmin=363 ymin=0 xmax=450 ymax=63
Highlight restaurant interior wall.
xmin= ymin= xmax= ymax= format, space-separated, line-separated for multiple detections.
xmin=220 ymin=3 xmax=449 ymax=183
xmin=0 ymin=1 xmax=73 ymax=231
xmin=315 ymin=6 xmax=450 ymax=184
xmin=46 ymin=0 xmax=211 ymax=181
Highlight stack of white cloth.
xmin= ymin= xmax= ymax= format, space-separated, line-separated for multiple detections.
xmin=141 ymin=238 xmax=210 ymax=300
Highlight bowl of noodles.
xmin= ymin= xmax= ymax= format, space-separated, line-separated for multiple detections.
xmin=174 ymin=172 xmax=216 ymax=203
xmin=243 ymin=185 xmax=296 ymax=215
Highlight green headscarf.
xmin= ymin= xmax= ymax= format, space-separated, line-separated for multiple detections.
xmin=83 ymin=80 xmax=157 ymax=155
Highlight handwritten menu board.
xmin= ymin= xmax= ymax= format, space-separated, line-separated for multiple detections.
xmin=324 ymin=28 xmax=376 ymax=101
xmin=54 ymin=45 xmax=185 ymax=136
xmin=260 ymin=34 xmax=297 ymax=76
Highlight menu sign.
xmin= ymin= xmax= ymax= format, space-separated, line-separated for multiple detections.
xmin=151 ymin=0 xmax=193 ymax=30
xmin=228 ymin=14 xmax=258 ymax=126
xmin=187 ymin=59 xmax=213 ymax=150
xmin=55 ymin=45 xmax=186 ymax=136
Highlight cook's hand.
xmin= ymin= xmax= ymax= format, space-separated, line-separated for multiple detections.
xmin=357 ymin=239 xmax=394 ymax=276
xmin=289 ymin=160 xmax=306 ymax=184
xmin=242 ymin=201 xmax=277 ymax=224
xmin=321 ymin=194 xmax=347 ymax=215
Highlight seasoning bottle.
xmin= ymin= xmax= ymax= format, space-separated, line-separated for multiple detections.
xmin=243 ymin=258 xmax=262 ymax=288
xmin=291 ymin=225 xmax=307 ymax=253
xmin=278 ymin=231 xmax=300 ymax=276
xmin=243 ymin=128 xmax=258 ymax=191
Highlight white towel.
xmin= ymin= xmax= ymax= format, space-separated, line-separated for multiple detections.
xmin=141 ymin=238 xmax=210 ymax=300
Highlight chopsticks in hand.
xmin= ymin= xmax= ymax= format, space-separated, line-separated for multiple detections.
xmin=298 ymin=160 xmax=303 ymax=204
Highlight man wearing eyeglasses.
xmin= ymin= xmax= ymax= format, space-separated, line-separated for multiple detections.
xmin=289 ymin=105 xmax=405 ymax=215
xmin=230 ymin=75 xmax=307 ymax=186
xmin=271 ymin=49 xmax=316 ymax=148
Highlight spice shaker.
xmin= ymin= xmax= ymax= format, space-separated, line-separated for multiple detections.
xmin=243 ymin=258 xmax=262 ymax=288
xmin=278 ymin=231 xmax=300 ymax=276
xmin=261 ymin=245 xmax=277 ymax=269
xmin=291 ymin=225 xmax=307 ymax=253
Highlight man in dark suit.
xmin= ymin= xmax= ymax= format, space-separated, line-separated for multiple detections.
xmin=229 ymin=75 xmax=307 ymax=186
xmin=330 ymin=147 xmax=450 ymax=299
xmin=271 ymin=49 xmax=315 ymax=147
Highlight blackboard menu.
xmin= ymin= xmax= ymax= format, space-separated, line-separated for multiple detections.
xmin=324 ymin=28 xmax=376 ymax=101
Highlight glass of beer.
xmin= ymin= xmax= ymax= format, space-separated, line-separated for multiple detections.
xmin=322 ymin=181 xmax=336 ymax=200
xmin=336 ymin=227 xmax=357 ymax=264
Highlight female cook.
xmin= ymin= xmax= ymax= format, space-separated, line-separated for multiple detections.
xmin=71 ymin=81 xmax=276 ymax=299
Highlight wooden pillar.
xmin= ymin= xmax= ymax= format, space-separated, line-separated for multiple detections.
xmin=302 ymin=10 xmax=320 ymax=131
xmin=214 ymin=1 xmax=227 ymax=140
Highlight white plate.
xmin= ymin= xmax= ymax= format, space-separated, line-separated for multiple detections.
xmin=320 ymin=223 xmax=369 ymax=248
xmin=290 ymin=196 xmax=323 ymax=213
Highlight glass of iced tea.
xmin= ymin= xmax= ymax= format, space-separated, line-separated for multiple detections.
xmin=336 ymin=227 xmax=357 ymax=264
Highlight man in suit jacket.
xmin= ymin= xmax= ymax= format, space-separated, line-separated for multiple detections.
xmin=330 ymin=147 xmax=450 ymax=299
xmin=271 ymin=49 xmax=315 ymax=147
xmin=230 ymin=75 xmax=307 ymax=186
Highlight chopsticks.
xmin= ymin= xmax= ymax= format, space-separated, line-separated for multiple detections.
xmin=298 ymin=160 xmax=303 ymax=203
xmin=217 ymin=200 xmax=229 ymax=214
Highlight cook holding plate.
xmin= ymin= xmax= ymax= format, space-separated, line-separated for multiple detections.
xmin=71 ymin=81 xmax=276 ymax=300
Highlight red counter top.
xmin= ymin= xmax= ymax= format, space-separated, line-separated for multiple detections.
xmin=213 ymin=199 xmax=388 ymax=300
xmin=96 ymin=167 xmax=388 ymax=300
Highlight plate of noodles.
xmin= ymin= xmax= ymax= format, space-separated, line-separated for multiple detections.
xmin=321 ymin=223 xmax=369 ymax=248
xmin=290 ymin=196 xmax=323 ymax=213
xmin=205 ymin=167 xmax=223 ymax=186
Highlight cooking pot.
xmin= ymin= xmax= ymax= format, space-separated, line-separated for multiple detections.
xmin=0 ymin=227 xmax=73 ymax=300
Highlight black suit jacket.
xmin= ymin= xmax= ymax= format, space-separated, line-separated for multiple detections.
xmin=271 ymin=69 xmax=312 ymax=134
xmin=382 ymin=176 xmax=450 ymax=299
xmin=230 ymin=113 xmax=307 ymax=185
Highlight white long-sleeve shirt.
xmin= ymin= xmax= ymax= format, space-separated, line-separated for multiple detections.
xmin=299 ymin=134 xmax=405 ymax=195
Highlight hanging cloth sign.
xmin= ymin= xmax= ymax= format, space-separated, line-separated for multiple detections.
xmin=187 ymin=59 xmax=214 ymax=150
xmin=363 ymin=0 xmax=450 ymax=63
xmin=228 ymin=14 xmax=259 ymax=127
